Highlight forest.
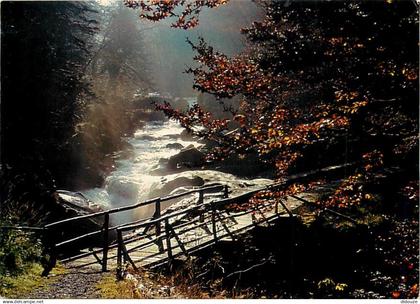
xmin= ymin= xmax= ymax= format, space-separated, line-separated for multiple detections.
xmin=0 ymin=0 xmax=418 ymax=300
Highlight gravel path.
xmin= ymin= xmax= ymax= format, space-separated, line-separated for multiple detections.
xmin=27 ymin=268 xmax=104 ymax=299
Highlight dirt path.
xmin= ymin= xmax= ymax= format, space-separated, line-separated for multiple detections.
xmin=27 ymin=267 xmax=105 ymax=299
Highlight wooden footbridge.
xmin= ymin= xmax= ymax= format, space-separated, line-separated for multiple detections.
xmin=47 ymin=184 xmax=315 ymax=275
xmin=2 ymin=164 xmax=353 ymax=277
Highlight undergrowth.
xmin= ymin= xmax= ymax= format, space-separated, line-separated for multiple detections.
xmin=0 ymin=263 xmax=66 ymax=298
xmin=96 ymin=273 xmax=140 ymax=299
xmin=0 ymin=229 xmax=43 ymax=276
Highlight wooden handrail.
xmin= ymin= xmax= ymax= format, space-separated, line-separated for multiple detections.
xmin=118 ymin=199 xmax=214 ymax=232
xmin=117 ymin=162 xmax=355 ymax=233
xmin=45 ymin=199 xmax=158 ymax=228
xmin=55 ymin=229 xmax=103 ymax=247
xmin=45 ymin=184 xmax=225 ymax=228
xmin=54 ymin=161 xmax=351 ymax=231
xmin=118 ymin=192 xmax=253 ymax=233
xmin=49 ymin=184 xmax=226 ymax=257
xmin=14 ymin=162 xmax=355 ymax=274
xmin=53 ymin=215 xmax=154 ymax=248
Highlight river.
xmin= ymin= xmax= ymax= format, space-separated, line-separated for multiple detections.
xmin=81 ymin=116 xmax=272 ymax=225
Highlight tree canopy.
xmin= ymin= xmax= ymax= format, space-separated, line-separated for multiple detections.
xmin=128 ymin=0 xmax=419 ymax=210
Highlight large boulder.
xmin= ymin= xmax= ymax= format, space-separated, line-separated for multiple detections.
xmin=54 ymin=191 xmax=111 ymax=250
xmin=149 ymin=173 xmax=205 ymax=198
xmin=166 ymin=143 xmax=184 ymax=150
xmin=55 ymin=190 xmax=104 ymax=215
xmin=180 ymin=129 xmax=194 ymax=140
xmin=132 ymin=109 xmax=167 ymax=122
xmin=106 ymin=178 xmax=139 ymax=203
xmin=207 ymin=153 xmax=272 ymax=177
xmin=167 ymin=145 xmax=205 ymax=170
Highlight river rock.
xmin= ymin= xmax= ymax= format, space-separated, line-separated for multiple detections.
xmin=106 ymin=178 xmax=139 ymax=202
xmin=148 ymin=158 xmax=170 ymax=175
xmin=53 ymin=191 xmax=110 ymax=249
xmin=159 ymin=157 xmax=169 ymax=164
xmin=167 ymin=145 xmax=205 ymax=170
xmin=166 ymin=143 xmax=184 ymax=149
xmin=134 ymin=134 xmax=156 ymax=141
xmin=132 ymin=109 xmax=167 ymax=122
xmin=213 ymin=153 xmax=271 ymax=177
xmin=149 ymin=173 xmax=204 ymax=198
xmin=180 ymin=129 xmax=193 ymax=140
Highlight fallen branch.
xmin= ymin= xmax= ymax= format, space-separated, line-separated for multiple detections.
xmin=225 ymin=259 xmax=269 ymax=279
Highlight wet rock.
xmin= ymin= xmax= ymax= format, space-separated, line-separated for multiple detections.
xmin=134 ymin=134 xmax=156 ymax=141
xmin=149 ymin=158 xmax=170 ymax=175
xmin=159 ymin=157 xmax=169 ymax=164
xmin=212 ymin=153 xmax=271 ymax=177
xmin=54 ymin=191 xmax=107 ymax=248
xmin=169 ymin=97 xmax=189 ymax=111
xmin=132 ymin=109 xmax=167 ymax=122
xmin=180 ymin=129 xmax=194 ymax=140
xmin=106 ymin=178 xmax=139 ymax=201
xmin=149 ymin=173 xmax=204 ymax=198
xmin=167 ymin=146 xmax=205 ymax=170
xmin=166 ymin=143 xmax=184 ymax=150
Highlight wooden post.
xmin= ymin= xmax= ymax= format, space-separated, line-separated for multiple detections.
xmin=168 ymin=225 xmax=190 ymax=260
xmin=278 ymin=199 xmax=293 ymax=217
xmin=211 ymin=205 xmax=218 ymax=243
xmin=164 ymin=219 xmax=173 ymax=263
xmin=102 ymin=212 xmax=109 ymax=272
xmin=223 ymin=185 xmax=229 ymax=198
xmin=41 ymin=228 xmax=57 ymax=277
xmin=155 ymin=199 xmax=164 ymax=252
xmin=198 ymin=190 xmax=205 ymax=222
xmin=117 ymin=230 xmax=123 ymax=279
xmin=121 ymin=242 xmax=138 ymax=271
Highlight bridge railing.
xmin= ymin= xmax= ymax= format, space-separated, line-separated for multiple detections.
xmin=114 ymin=184 xmax=295 ymax=275
xmin=1 ymin=162 xmax=354 ymax=274
xmin=43 ymin=184 xmax=227 ymax=271
xmin=113 ymin=162 xmax=357 ymax=274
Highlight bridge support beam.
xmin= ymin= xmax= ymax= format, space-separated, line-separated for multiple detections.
xmin=116 ymin=230 xmax=123 ymax=280
xmin=223 ymin=185 xmax=229 ymax=198
xmin=211 ymin=206 xmax=218 ymax=243
xmin=164 ymin=219 xmax=173 ymax=268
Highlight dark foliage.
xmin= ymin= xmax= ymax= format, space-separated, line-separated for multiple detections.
xmin=1 ymin=1 xmax=98 ymax=218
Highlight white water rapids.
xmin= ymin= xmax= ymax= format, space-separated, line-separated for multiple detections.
xmin=81 ymin=120 xmax=196 ymax=223
xmin=81 ymin=119 xmax=272 ymax=225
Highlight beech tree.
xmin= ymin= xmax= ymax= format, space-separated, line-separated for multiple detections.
xmin=127 ymin=0 xmax=418 ymax=211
